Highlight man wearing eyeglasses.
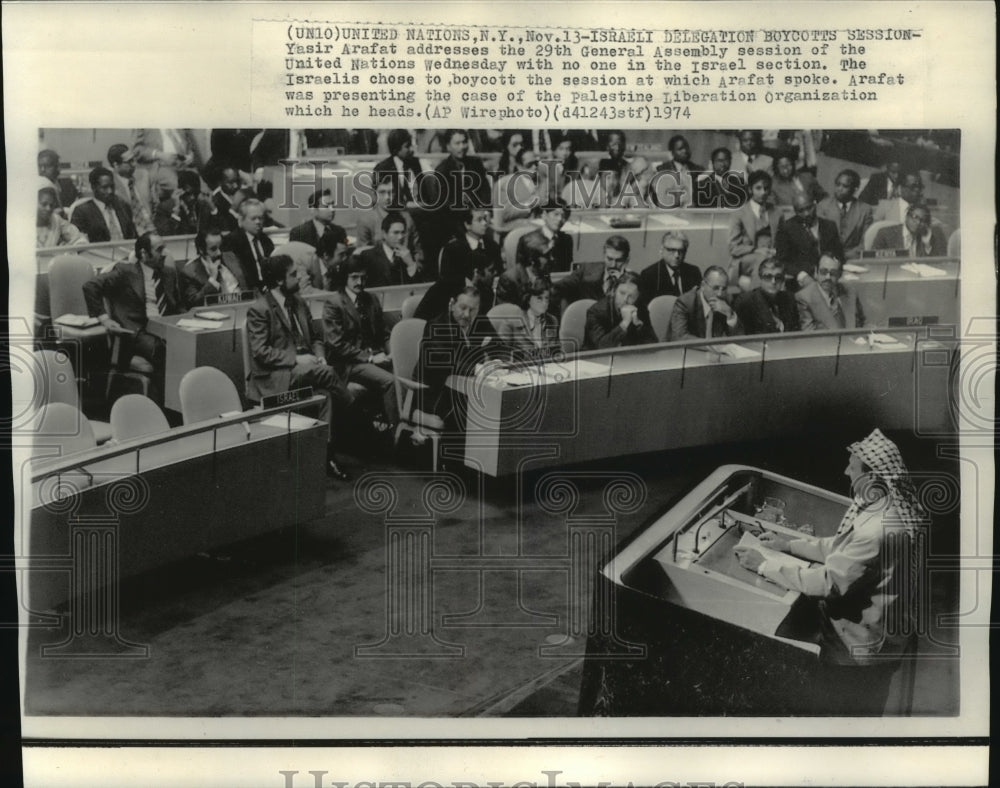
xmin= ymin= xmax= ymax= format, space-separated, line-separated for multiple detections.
xmin=638 ymin=230 xmax=702 ymax=301
xmin=493 ymin=148 xmax=541 ymax=234
xmin=795 ymin=254 xmax=866 ymax=331
xmin=872 ymin=204 xmax=948 ymax=257
xmin=735 ymin=260 xmax=801 ymax=335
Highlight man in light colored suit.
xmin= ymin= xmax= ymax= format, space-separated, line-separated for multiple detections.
xmin=731 ymin=130 xmax=773 ymax=178
xmin=246 ymin=254 xmax=353 ymax=479
xmin=108 ymin=143 xmax=154 ymax=234
xmin=817 ymin=169 xmax=874 ymax=261
xmin=796 ymin=255 xmax=866 ymax=331
xmin=728 ymin=170 xmax=781 ymax=291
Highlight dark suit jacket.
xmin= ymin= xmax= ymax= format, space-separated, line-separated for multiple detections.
xmin=858 ymin=171 xmax=895 ymax=206
xmin=416 ymin=311 xmax=498 ymax=418
xmin=153 ymin=196 xmax=199 ymax=237
xmin=70 ymin=197 xmax=137 ymax=243
xmin=423 ymin=155 xmax=492 ymax=210
xmin=584 ymin=295 xmax=657 ymax=350
xmin=692 ymin=172 xmax=747 ymax=209
xmin=515 ymin=228 xmax=573 ymax=273
xmin=552 ymin=268 xmax=609 ymax=316
xmin=414 ymin=279 xmax=495 ymax=323
xmin=493 ymin=308 xmax=560 ymax=359
xmin=667 ymin=287 xmax=743 ymax=341
xmin=373 ymin=155 xmax=423 ymax=205
xmin=288 ymin=219 xmax=347 ymax=249
xmin=735 ymin=288 xmax=801 ymax=334
xmin=245 ymin=291 xmax=323 ymax=400
xmin=638 ymin=260 xmax=702 ymax=301
xmin=357 ymin=245 xmax=395 ymax=289
xmin=322 ymin=290 xmax=389 ymax=374
xmin=795 ymin=280 xmax=865 ymax=331
xmin=816 ymin=197 xmax=873 ymax=261
xmin=179 ymin=254 xmax=249 ymax=309
xmin=83 ymin=261 xmax=181 ymax=330
xmin=775 ymin=216 xmax=845 ymax=279
xmin=439 ymin=236 xmax=502 ymax=289
xmin=872 ymin=224 xmax=948 ymax=257
xmin=221 ymin=230 xmax=275 ymax=290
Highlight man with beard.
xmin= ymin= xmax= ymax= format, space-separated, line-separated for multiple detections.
xmin=246 ymin=254 xmax=353 ymax=479
xmin=735 ymin=260 xmax=801 ymax=334
xmin=795 ymin=254 xmax=866 ymax=330
xmin=179 ymin=228 xmax=249 ymax=308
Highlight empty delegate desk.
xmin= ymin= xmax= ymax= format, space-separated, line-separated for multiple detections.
xmin=453 ymin=327 xmax=957 ymax=477
xmin=25 ymin=397 xmax=328 ymax=612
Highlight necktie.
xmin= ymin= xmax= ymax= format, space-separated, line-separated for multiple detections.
xmin=705 ymin=307 xmax=714 ymax=339
xmin=830 ymin=295 xmax=846 ymax=328
xmin=252 ymin=236 xmax=265 ymax=280
xmin=152 ymin=270 xmax=166 ymax=315
xmin=105 ymin=202 xmax=124 ymax=241
xmin=839 ymin=202 xmax=849 ymax=235
xmin=128 ymin=180 xmax=150 ymax=232
xmin=771 ymin=304 xmax=784 ymax=332
xmin=286 ymin=299 xmax=306 ymax=350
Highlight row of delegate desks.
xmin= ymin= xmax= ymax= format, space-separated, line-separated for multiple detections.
xmin=147 ymin=256 xmax=959 ymax=413
xmin=453 ymin=326 xmax=958 ymax=477
xmin=22 ymin=399 xmax=328 ymax=612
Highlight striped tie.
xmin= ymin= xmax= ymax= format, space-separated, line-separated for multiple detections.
xmin=153 ymin=270 xmax=166 ymax=315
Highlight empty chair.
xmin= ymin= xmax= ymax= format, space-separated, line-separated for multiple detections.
xmin=558 ymin=298 xmax=596 ymax=354
xmin=47 ymin=255 xmax=105 ymax=342
xmin=647 ymin=295 xmax=677 ymax=343
xmin=31 ymin=402 xmax=97 ymax=460
xmin=34 ymin=349 xmax=112 ymax=444
xmin=388 ymin=318 xmax=444 ymax=470
xmin=947 ymin=229 xmax=960 ymax=257
xmin=109 ymin=394 xmax=170 ymax=442
xmin=178 ymin=366 xmax=242 ymax=424
xmin=400 ymin=293 xmax=423 ymax=320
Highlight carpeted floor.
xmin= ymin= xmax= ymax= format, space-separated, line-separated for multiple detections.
xmin=23 ymin=434 xmax=961 ymax=718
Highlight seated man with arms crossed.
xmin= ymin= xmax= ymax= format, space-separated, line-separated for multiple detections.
xmin=83 ymin=232 xmax=181 ymax=399
xmin=323 ymin=254 xmax=399 ymax=432
xmin=246 ymin=254 xmax=353 ymax=479
xmin=584 ymin=270 xmax=657 ymax=349
xmin=796 ymin=254 xmax=866 ymax=330
xmin=667 ymin=266 xmax=743 ymax=341
xmin=735 ymin=259 xmax=801 ymax=334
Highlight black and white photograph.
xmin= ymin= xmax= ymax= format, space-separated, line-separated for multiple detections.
xmin=4 ymin=3 xmax=994 ymax=788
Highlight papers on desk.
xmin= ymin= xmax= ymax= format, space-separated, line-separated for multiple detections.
xmin=737 ymin=532 xmax=810 ymax=571
xmin=194 ymin=311 xmax=231 ymax=321
xmin=860 ymin=333 xmax=910 ymax=351
xmin=257 ymin=413 xmax=317 ymax=430
xmin=901 ymin=262 xmax=948 ymax=277
xmin=177 ymin=318 xmax=227 ymax=331
xmin=713 ymin=343 xmax=761 ymax=359
xmin=54 ymin=313 xmax=101 ymax=328
xmin=842 ymin=263 xmax=869 ymax=274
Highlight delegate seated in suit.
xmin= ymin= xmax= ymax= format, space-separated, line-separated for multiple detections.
xmin=816 ymin=169 xmax=874 ymax=261
xmin=638 ymin=230 xmax=702 ymax=302
xmin=179 ymin=228 xmax=249 ymax=309
xmin=357 ymin=212 xmax=426 ymax=288
xmin=693 ymin=147 xmax=746 ymax=209
xmin=516 ymin=200 xmax=573 ymax=273
xmin=38 ymin=149 xmax=79 ymax=214
xmin=416 ymin=285 xmax=499 ymax=432
xmin=775 ymin=193 xmax=845 ymax=286
xmin=584 ymin=271 xmax=657 ymax=349
xmin=492 ymin=277 xmax=560 ymax=361
xmin=857 ymin=161 xmax=901 ymax=206
xmin=71 ymin=167 xmax=138 ymax=243
xmin=731 ymin=130 xmax=774 ymax=178
xmin=770 ymin=154 xmax=826 ymax=207
xmin=872 ymin=204 xmax=948 ymax=257
xmin=735 ymin=260 xmax=801 ymax=334
xmin=221 ymin=198 xmax=274 ymax=290
xmin=728 ymin=170 xmax=781 ymax=290
xmin=246 ymin=254 xmax=353 ymax=479
xmin=554 ymin=234 xmax=630 ymax=317
xmin=355 ymin=177 xmax=422 ymax=262
xmin=667 ymin=266 xmax=743 ymax=341
xmin=372 ymin=129 xmax=423 ymax=207
xmin=795 ymin=255 xmax=866 ymax=331
xmin=288 ymin=188 xmax=348 ymax=250
xmin=82 ymin=232 xmax=181 ymax=395
xmin=872 ymin=171 xmax=925 ymax=225
xmin=322 ymin=255 xmax=398 ymax=427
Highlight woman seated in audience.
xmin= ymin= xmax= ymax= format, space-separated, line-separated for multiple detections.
xmin=770 ymin=153 xmax=826 ymax=207
xmin=493 ymin=276 xmax=560 ymax=361
xmin=495 ymin=131 xmax=526 ymax=177
xmin=37 ymin=179 xmax=86 ymax=247
xmin=496 ymin=236 xmax=552 ymax=306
